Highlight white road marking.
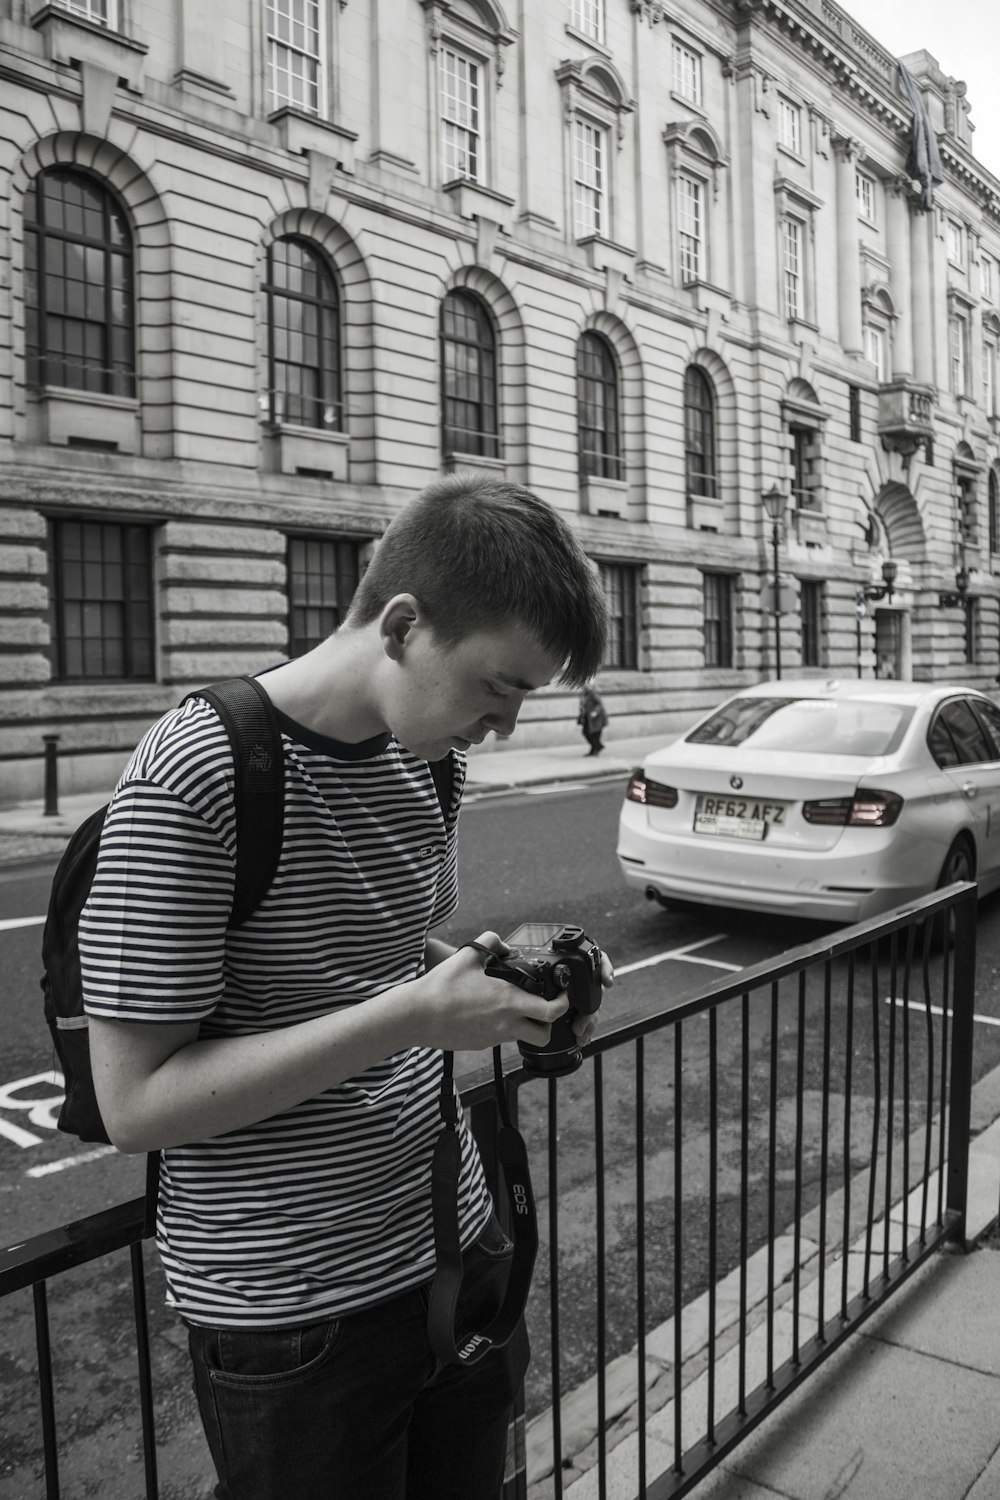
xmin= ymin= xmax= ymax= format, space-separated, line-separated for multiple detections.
xmin=26 ymin=1146 xmax=116 ymax=1178
xmin=0 ymin=915 xmax=45 ymax=931
xmin=523 ymin=783 xmax=590 ymax=795
xmin=617 ymin=934 xmax=742 ymax=976
xmin=885 ymin=996 xmax=1000 ymax=1028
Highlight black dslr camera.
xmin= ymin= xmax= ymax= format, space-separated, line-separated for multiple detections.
xmin=484 ymin=922 xmax=603 ymax=1077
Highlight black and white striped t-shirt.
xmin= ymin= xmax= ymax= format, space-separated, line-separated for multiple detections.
xmin=80 ymin=695 xmax=493 ymax=1328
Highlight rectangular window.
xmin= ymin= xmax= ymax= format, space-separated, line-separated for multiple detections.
xmin=440 ymin=47 xmax=480 ymax=184
xmin=671 ymin=39 xmax=702 ymax=106
xmin=598 ymin=562 xmax=639 ymax=669
xmin=703 ymin=572 xmax=734 ymax=668
xmin=849 ymin=384 xmax=862 ymax=442
xmin=781 ymin=218 xmax=802 ymax=321
xmin=855 ymin=171 xmax=876 ymax=222
xmin=677 ymin=173 xmax=703 ymax=283
xmin=949 ymin=314 xmax=968 ymax=397
xmin=790 ymin=424 xmax=819 ymax=511
xmin=267 ymin=0 xmax=322 ymax=116
xmin=800 ymin=580 xmax=822 ymax=667
xmin=57 ymin=0 xmax=115 ymax=24
xmin=982 ymin=253 xmax=995 ymax=302
xmin=570 ymin=0 xmax=602 ymax=41
xmin=864 ymin=324 xmax=889 ymax=383
xmin=288 ymin=537 xmax=361 ymax=657
xmin=50 ymin=518 xmax=154 ymax=682
xmin=947 ymin=218 xmax=965 ymax=267
xmin=777 ymin=98 xmax=801 ymax=154
xmin=985 ymin=341 xmax=997 ymax=418
xmin=573 ymin=118 xmax=604 ymax=239
xmin=966 ymin=599 xmax=978 ymax=666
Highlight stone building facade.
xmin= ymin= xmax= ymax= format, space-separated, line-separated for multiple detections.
xmin=1 ymin=0 xmax=999 ymax=799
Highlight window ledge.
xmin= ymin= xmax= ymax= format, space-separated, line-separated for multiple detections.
xmin=263 ymin=425 xmax=350 ymax=481
xmin=268 ymin=108 xmax=358 ymax=173
xmin=564 ymin=23 xmax=612 ymax=58
xmin=35 ymin=386 xmax=139 ymax=453
xmin=32 ymin=4 xmax=146 ymax=89
xmin=669 ymin=90 xmax=707 ymax=119
xmin=442 ymin=179 xmax=515 ymax=230
xmin=580 ymin=476 xmax=628 ymax=518
xmin=776 ymin=143 xmax=806 ymax=167
xmin=443 ymin=452 xmax=506 ymax=474
xmin=687 ymin=493 xmax=724 ymax=531
xmin=578 ymin=235 xmax=634 ymax=276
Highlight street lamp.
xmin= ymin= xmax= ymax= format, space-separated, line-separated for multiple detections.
xmin=761 ymin=483 xmax=787 ymax=679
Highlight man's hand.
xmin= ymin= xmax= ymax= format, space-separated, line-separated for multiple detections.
xmin=408 ymin=931 xmax=571 ymax=1053
xmin=571 ymin=948 xmax=615 ymax=1050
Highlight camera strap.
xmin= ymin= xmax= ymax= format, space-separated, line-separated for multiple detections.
xmin=427 ymin=1044 xmax=538 ymax=1366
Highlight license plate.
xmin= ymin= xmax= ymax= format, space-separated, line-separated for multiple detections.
xmin=694 ymin=795 xmax=787 ymax=841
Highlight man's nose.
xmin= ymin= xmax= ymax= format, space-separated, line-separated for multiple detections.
xmin=484 ymin=695 xmax=524 ymax=738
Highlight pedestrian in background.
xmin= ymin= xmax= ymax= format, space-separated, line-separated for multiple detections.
xmin=578 ymin=681 xmax=608 ymax=756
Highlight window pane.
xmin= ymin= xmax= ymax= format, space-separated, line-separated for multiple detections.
xmin=440 ymin=291 xmax=498 ymax=456
xmin=262 ymin=238 xmax=341 ymax=430
xmin=288 ymin=537 xmax=361 ymax=656
xmin=598 ymin=562 xmax=639 ymax=669
xmin=577 ymin=333 xmax=621 ymax=480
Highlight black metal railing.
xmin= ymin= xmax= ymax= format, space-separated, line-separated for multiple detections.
xmin=0 ymin=886 xmax=978 ymax=1500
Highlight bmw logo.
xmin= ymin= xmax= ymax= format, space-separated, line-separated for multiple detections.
xmin=730 ymin=775 xmax=743 ymax=790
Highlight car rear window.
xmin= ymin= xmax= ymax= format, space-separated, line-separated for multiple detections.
xmin=686 ymin=697 xmax=914 ymax=755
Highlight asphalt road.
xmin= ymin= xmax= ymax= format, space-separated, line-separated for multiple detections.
xmin=4 ymin=778 xmax=1000 ymax=1498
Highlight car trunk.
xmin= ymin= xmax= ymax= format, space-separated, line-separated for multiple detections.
xmin=641 ymin=747 xmax=887 ymax=851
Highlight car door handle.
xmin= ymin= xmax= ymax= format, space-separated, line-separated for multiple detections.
xmin=961 ymin=782 xmax=978 ymax=798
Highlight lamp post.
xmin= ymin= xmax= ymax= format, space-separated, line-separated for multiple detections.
xmin=761 ymin=483 xmax=787 ymax=680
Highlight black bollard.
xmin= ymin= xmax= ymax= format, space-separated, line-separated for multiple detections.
xmin=43 ymin=734 xmax=60 ymax=817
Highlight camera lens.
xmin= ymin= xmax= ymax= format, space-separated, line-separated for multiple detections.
xmin=517 ymin=1041 xmax=584 ymax=1078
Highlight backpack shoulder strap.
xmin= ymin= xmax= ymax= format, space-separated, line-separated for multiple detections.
xmin=429 ymin=751 xmax=455 ymax=821
xmin=186 ymin=676 xmax=285 ymax=927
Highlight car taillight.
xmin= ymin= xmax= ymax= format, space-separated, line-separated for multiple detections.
xmin=802 ymin=790 xmax=903 ymax=827
xmin=626 ymin=770 xmax=678 ymax=808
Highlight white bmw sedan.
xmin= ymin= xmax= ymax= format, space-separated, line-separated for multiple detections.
xmin=617 ymin=679 xmax=1000 ymax=923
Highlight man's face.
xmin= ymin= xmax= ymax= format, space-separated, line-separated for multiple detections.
xmin=387 ymin=617 xmax=561 ymax=761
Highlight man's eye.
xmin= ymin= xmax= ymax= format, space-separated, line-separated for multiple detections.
xmin=485 ymin=684 xmax=507 ymax=699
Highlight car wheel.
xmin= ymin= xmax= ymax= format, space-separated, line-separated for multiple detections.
xmin=926 ymin=837 xmax=976 ymax=952
xmin=936 ymin=836 xmax=975 ymax=890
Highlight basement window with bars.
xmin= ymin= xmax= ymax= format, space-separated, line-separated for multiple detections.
xmin=598 ymin=561 xmax=640 ymax=669
xmin=703 ymin=571 xmax=734 ymax=668
xmin=48 ymin=518 xmax=154 ymax=682
xmin=287 ymin=536 xmax=361 ymax=657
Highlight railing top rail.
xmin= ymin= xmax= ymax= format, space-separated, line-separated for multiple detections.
xmin=0 ymin=1194 xmax=147 ymax=1297
xmin=457 ymin=883 xmax=976 ymax=1106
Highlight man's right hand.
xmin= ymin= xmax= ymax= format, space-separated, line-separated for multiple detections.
xmin=407 ymin=931 xmax=570 ymax=1053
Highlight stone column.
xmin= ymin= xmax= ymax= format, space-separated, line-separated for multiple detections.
xmin=833 ymin=137 xmax=863 ymax=354
xmin=910 ymin=209 xmax=935 ymax=387
xmin=886 ymin=181 xmax=913 ymax=378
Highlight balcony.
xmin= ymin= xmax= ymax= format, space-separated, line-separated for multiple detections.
xmin=877 ymin=380 xmax=935 ymax=457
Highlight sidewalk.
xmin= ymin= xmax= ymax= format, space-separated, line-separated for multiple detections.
xmin=0 ymin=729 xmax=663 ymax=859
xmin=5 ymin=729 xmax=1000 ymax=1498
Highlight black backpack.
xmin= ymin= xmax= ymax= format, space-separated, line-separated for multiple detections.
xmin=41 ymin=676 xmax=285 ymax=1145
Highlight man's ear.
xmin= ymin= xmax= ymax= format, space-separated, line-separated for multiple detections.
xmin=379 ymin=593 xmax=422 ymax=662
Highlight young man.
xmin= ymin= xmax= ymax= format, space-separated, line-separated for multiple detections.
xmin=81 ymin=473 xmax=613 ymax=1500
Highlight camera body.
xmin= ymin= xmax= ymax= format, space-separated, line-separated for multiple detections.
xmin=484 ymin=922 xmax=603 ymax=1077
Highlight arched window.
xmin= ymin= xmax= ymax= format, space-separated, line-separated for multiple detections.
xmin=684 ymin=366 xmax=716 ymax=498
xmin=24 ymin=168 xmax=134 ymax=396
xmin=440 ymin=289 xmax=498 ymax=457
xmin=577 ymin=332 xmax=622 ymax=480
xmin=261 ymin=237 xmax=341 ymax=431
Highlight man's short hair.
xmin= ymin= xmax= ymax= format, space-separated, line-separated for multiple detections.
xmin=347 ymin=473 xmax=608 ymax=686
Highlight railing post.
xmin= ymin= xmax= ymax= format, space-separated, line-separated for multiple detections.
xmin=42 ymin=734 xmax=60 ymax=818
xmin=946 ymin=884 xmax=978 ymax=1244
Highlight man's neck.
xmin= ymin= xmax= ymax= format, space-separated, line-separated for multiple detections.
xmin=262 ymin=631 xmax=388 ymax=744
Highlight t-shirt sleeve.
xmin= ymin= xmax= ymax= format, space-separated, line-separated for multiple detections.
xmin=81 ymin=778 xmax=235 ymax=1024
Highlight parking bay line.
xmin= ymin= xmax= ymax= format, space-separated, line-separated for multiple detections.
xmin=25 ymin=1145 xmax=117 ymax=1178
xmin=886 ymin=996 xmax=1000 ymax=1028
xmin=617 ymin=934 xmax=742 ymax=977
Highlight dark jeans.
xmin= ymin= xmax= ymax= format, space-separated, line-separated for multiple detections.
xmin=186 ymin=1214 xmax=529 ymax=1500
